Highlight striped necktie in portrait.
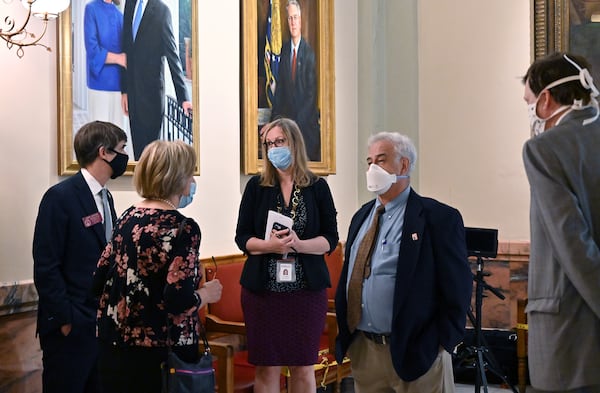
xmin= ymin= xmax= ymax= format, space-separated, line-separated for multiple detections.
xmin=291 ymin=47 xmax=297 ymax=82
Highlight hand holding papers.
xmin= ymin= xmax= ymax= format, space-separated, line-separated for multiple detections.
xmin=265 ymin=210 xmax=294 ymax=240
xmin=265 ymin=210 xmax=297 ymax=283
xmin=265 ymin=210 xmax=295 ymax=258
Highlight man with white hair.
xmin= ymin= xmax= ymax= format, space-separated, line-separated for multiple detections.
xmin=335 ymin=132 xmax=473 ymax=393
xmin=270 ymin=0 xmax=320 ymax=161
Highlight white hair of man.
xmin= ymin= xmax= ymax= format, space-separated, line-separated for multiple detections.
xmin=287 ymin=0 xmax=301 ymax=14
xmin=367 ymin=132 xmax=417 ymax=175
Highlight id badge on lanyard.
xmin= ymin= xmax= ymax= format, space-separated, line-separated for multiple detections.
xmin=276 ymin=256 xmax=297 ymax=283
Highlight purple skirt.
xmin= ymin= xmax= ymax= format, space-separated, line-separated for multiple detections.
xmin=241 ymin=288 xmax=327 ymax=366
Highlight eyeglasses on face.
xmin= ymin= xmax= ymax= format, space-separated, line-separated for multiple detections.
xmin=264 ymin=137 xmax=287 ymax=148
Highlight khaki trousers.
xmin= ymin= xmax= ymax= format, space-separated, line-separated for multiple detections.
xmin=348 ymin=332 xmax=455 ymax=393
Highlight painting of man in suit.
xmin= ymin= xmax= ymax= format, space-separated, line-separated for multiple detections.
xmin=121 ymin=0 xmax=192 ymax=160
xmin=268 ymin=0 xmax=321 ymax=161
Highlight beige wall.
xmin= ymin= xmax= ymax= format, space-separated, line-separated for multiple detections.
xmin=0 ymin=0 xmax=532 ymax=283
xmin=418 ymin=1 xmax=532 ymax=239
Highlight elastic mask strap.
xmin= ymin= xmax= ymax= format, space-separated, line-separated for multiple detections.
xmin=563 ymin=55 xmax=600 ymax=97
xmin=543 ymin=75 xmax=580 ymax=91
xmin=541 ymin=55 xmax=600 ymax=126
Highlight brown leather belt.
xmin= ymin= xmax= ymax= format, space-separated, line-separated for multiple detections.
xmin=361 ymin=330 xmax=390 ymax=345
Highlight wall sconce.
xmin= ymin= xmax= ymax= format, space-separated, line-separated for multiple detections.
xmin=1 ymin=0 xmax=70 ymax=58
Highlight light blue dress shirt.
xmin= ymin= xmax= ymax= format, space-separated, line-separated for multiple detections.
xmin=346 ymin=186 xmax=411 ymax=333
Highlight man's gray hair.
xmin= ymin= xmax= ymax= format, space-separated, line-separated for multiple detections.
xmin=367 ymin=132 xmax=417 ymax=174
xmin=287 ymin=0 xmax=301 ymax=14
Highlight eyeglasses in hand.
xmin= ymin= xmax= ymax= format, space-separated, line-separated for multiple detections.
xmin=206 ymin=256 xmax=217 ymax=280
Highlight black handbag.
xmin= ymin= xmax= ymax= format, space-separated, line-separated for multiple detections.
xmin=161 ymin=321 xmax=215 ymax=393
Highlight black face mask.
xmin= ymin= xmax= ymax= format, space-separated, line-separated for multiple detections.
xmin=104 ymin=149 xmax=129 ymax=179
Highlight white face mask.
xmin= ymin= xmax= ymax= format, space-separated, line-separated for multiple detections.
xmin=366 ymin=164 xmax=408 ymax=195
xmin=527 ymin=98 xmax=569 ymax=136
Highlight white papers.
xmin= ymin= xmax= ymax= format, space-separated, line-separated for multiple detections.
xmin=264 ymin=210 xmax=294 ymax=240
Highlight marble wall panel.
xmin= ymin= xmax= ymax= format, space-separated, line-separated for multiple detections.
xmin=0 ymin=310 xmax=41 ymax=393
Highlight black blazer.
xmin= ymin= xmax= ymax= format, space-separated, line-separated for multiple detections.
xmin=33 ymin=171 xmax=116 ymax=336
xmin=121 ymin=0 xmax=189 ymax=132
xmin=335 ymin=189 xmax=472 ymax=381
xmin=271 ymin=38 xmax=320 ymax=161
xmin=235 ymin=176 xmax=338 ymax=292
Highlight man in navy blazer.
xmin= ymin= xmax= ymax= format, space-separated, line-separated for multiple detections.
xmin=121 ymin=0 xmax=191 ymax=160
xmin=270 ymin=0 xmax=320 ymax=161
xmin=33 ymin=121 xmax=128 ymax=393
xmin=335 ymin=132 xmax=472 ymax=392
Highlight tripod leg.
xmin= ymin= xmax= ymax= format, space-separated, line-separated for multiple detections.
xmin=480 ymin=351 xmax=519 ymax=393
xmin=476 ymin=350 xmax=489 ymax=393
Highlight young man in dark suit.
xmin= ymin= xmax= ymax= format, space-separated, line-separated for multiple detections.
xmin=270 ymin=0 xmax=321 ymax=161
xmin=33 ymin=121 xmax=128 ymax=393
xmin=335 ymin=132 xmax=473 ymax=392
xmin=121 ymin=0 xmax=192 ymax=160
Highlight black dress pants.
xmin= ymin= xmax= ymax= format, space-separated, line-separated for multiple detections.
xmin=39 ymin=324 xmax=99 ymax=393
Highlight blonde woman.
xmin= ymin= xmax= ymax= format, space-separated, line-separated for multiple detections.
xmin=235 ymin=118 xmax=339 ymax=393
xmin=94 ymin=140 xmax=222 ymax=393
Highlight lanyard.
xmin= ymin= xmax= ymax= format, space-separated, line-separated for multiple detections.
xmin=277 ymin=184 xmax=300 ymax=221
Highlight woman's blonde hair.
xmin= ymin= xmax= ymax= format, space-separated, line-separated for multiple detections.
xmin=134 ymin=140 xmax=196 ymax=199
xmin=260 ymin=118 xmax=316 ymax=187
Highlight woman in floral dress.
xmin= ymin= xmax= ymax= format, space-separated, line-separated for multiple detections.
xmin=93 ymin=140 xmax=222 ymax=393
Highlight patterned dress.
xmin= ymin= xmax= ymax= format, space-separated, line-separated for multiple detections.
xmin=93 ymin=206 xmax=202 ymax=392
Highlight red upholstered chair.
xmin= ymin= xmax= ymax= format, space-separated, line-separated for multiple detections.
xmin=201 ymin=255 xmax=287 ymax=393
xmin=202 ymin=252 xmax=347 ymax=393
xmin=322 ymin=242 xmax=352 ymax=392
xmin=324 ymin=242 xmax=344 ymax=311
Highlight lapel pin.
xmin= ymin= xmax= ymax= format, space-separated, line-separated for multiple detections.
xmin=412 ymin=233 xmax=418 ymax=241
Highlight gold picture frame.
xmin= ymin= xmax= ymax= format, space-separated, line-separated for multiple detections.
xmin=241 ymin=0 xmax=335 ymax=175
xmin=534 ymin=0 xmax=600 ymax=83
xmin=57 ymin=1 xmax=200 ymax=175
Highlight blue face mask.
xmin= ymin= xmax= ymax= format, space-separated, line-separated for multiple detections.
xmin=179 ymin=182 xmax=196 ymax=208
xmin=267 ymin=146 xmax=292 ymax=170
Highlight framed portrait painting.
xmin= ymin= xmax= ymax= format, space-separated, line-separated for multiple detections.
xmin=534 ymin=0 xmax=600 ymax=84
xmin=57 ymin=0 xmax=200 ymax=175
xmin=241 ymin=0 xmax=335 ymax=175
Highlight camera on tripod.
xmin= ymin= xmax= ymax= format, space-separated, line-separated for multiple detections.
xmin=455 ymin=227 xmax=518 ymax=393
xmin=465 ymin=227 xmax=498 ymax=259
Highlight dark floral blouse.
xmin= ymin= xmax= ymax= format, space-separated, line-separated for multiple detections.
xmin=94 ymin=206 xmax=202 ymax=348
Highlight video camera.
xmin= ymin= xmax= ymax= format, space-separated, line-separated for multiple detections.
xmin=465 ymin=227 xmax=498 ymax=258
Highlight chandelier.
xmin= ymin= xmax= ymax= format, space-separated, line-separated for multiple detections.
xmin=1 ymin=0 xmax=70 ymax=58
